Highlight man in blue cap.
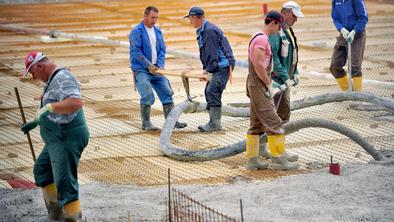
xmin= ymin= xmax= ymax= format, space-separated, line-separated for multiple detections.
xmin=184 ymin=6 xmax=235 ymax=132
xmin=129 ymin=6 xmax=187 ymax=131
xmin=330 ymin=0 xmax=368 ymax=91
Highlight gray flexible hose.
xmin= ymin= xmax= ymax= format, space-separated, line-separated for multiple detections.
xmin=160 ymin=92 xmax=393 ymax=161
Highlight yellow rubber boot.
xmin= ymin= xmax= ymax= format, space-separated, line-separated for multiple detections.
xmin=64 ymin=200 xmax=82 ymax=222
xmin=352 ymin=76 xmax=362 ymax=91
xmin=268 ymin=134 xmax=299 ymax=170
xmin=246 ymin=134 xmax=268 ymax=170
xmin=336 ymin=75 xmax=349 ymax=91
xmin=42 ymin=183 xmax=63 ymax=220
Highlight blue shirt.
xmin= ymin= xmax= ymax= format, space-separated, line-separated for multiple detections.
xmin=332 ymin=0 xmax=368 ymax=33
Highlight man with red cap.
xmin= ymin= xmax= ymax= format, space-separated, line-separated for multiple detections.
xmin=20 ymin=51 xmax=89 ymax=221
xmin=245 ymin=11 xmax=299 ymax=170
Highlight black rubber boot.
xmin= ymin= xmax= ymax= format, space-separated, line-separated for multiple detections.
xmin=163 ymin=103 xmax=187 ymax=129
xmin=198 ymin=107 xmax=222 ymax=132
xmin=140 ymin=104 xmax=159 ymax=131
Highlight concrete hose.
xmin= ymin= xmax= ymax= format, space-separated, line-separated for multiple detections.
xmin=160 ymin=92 xmax=394 ymax=161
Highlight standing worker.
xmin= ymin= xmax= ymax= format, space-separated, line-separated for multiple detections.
xmin=184 ymin=6 xmax=235 ymax=132
xmin=330 ymin=0 xmax=368 ymax=91
xmin=264 ymin=1 xmax=304 ymax=163
xmin=20 ymin=51 xmax=89 ymax=221
xmin=246 ymin=11 xmax=299 ymax=170
xmin=269 ymin=1 xmax=303 ymax=123
xmin=129 ymin=6 xmax=187 ymax=131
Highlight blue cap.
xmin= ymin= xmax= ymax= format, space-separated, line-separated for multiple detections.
xmin=183 ymin=6 xmax=204 ymax=18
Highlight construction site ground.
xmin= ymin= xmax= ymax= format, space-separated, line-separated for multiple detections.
xmin=0 ymin=0 xmax=393 ymax=192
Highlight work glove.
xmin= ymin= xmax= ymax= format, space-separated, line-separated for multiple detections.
xmin=292 ymin=74 xmax=300 ymax=86
xmin=347 ymin=30 xmax=356 ymax=44
xmin=148 ymin=64 xmax=159 ymax=74
xmin=272 ymin=82 xmax=287 ymax=91
xmin=264 ymin=85 xmax=274 ymax=99
xmin=20 ymin=120 xmax=38 ymax=134
xmin=35 ymin=104 xmax=53 ymax=122
xmin=284 ymin=79 xmax=292 ymax=91
xmin=340 ymin=28 xmax=349 ymax=39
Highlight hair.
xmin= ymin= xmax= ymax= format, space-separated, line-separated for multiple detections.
xmin=281 ymin=7 xmax=292 ymax=14
xmin=144 ymin=6 xmax=158 ymax=16
xmin=264 ymin=18 xmax=278 ymax=25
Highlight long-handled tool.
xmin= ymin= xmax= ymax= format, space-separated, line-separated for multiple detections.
xmin=156 ymin=70 xmax=199 ymax=102
xmin=347 ymin=41 xmax=353 ymax=92
xmin=15 ymin=87 xmax=36 ymax=161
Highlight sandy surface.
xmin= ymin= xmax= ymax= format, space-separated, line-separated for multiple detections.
xmin=1 ymin=157 xmax=393 ymax=222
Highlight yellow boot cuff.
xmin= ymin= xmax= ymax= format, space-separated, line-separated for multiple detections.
xmin=336 ymin=75 xmax=349 ymax=91
xmin=268 ymin=134 xmax=285 ymax=157
xmin=246 ymin=134 xmax=259 ymax=159
xmin=43 ymin=183 xmax=57 ymax=203
xmin=352 ymin=76 xmax=362 ymax=91
xmin=64 ymin=200 xmax=81 ymax=216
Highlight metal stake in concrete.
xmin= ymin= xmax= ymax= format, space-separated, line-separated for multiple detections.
xmin=14 ymin=87 xmax=36 ymax=161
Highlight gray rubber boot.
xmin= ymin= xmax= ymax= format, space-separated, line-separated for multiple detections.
xmin=259 ymin=138 xmax=299 ymax=162
xmin=46 ymin=202 xmax=64 ymax=220
xmin=198 ymin=107 xmax=222 ymax=132
xmin=246 ymin=157 xmax=269 ymax=170
xmin=64 ymin=212 xmax=83 ymax=222
xmin=163 ymin=103 xmax=187 ymax=129
xmin=271 ymin=155 xmax=300 ymax=170
xmin=140 ymin=104 xmax=158 ymax=131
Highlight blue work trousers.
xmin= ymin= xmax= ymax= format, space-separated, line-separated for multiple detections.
xmin=205 ymin=67 xmax=230 ymax=109
xmin=134 ymin=69 xmax=173 ymax=106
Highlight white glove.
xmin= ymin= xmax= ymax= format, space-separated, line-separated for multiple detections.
xmin=347 ymin=30 xmax=356 ymax=44
xmin=35 ymin=104 xmax=53 ymax=122
xmin=264 ymin=85 xmax=274 ymax=98
xmin=284 ymin=79 xmax=292 ymax=91
xmin=293 ymin=74 xmax=300 ymax=86
xmin=340 ymin=28 xmax=349 ymax=39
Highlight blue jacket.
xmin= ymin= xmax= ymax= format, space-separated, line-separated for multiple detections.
xmin=197 ymin=20 xmax=235 ymax=73
xmin=129 ymin=21 xmax=166 ymax=71
xmin=332 ymin=0 xmax=368 ymax=33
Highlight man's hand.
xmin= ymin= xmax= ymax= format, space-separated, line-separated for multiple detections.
xmin=340 ymin=28 xmax=349 ymax=39
xmin=148 ymin=64 xmax=159 ymax=74
xmin=264 ymin=85 xmax=274 ymax=98
xmin=347 ymin=30 xmax=356 ymax=44
xmin=293 ymin=74 xmax=300 ymax=86
xmin=20 ymin=120 xmax=38 ymax=134
xmin=284 ymin=79 xmax=292 ymax=91
xmin=199 ymin=70 xmax=212 ymax=82
xmin=36 ymin=104 xmax=53 ymax=122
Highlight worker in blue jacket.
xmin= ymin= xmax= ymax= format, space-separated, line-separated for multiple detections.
xmin=330 ymin=0 xmax=368 ymax=91
xmin=184 ymin=6 xmax=235 ymax=132
xmin=129 ymin=6 xmax=186 ymax=131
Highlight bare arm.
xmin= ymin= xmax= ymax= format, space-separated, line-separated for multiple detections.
xmin=51 ymin=98 xmax=83 ymax=114
xmin=253 ymin=47 xmax=271 ymax=87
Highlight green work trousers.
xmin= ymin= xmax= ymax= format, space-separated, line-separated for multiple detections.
xmin=33 ymin=110 xmax=89 ymax=206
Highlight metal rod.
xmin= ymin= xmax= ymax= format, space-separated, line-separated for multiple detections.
xmin=240 ymin=199 xmax=244 ymax=222
xmin=348 ymin=41 xmax=353 ymax=92
xmin=168 ymin=168 xmax=172 ymax=222
xmin=14 ymin=87 xmax=36 ymax=161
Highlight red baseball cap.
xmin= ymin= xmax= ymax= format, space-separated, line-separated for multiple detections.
xmin=23 ymin=51 xmax=46 ymax=77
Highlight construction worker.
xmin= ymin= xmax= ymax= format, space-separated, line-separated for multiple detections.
xmin=269 ymin=1 xmax=303 ymax=123
xmin=184 ymin=6 xmax=235 ymax=132
xmin=129 ymin=6 xmax=187 ymax=131
xmin=330 ymin=0 xmax=368 ymax=91
xmin=246 ymin=11 xmax=299 ymax=170
xmin=20 ymin=51 xmax=89 ymax=221
xmin=262 ymin=1 xmax=304 ymax=163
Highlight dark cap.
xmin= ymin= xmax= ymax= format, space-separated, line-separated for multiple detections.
xmin=183 ymin=6 xmax=204 ymax=18
xmin=265 ymin=10 xmax=286 ymax=28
